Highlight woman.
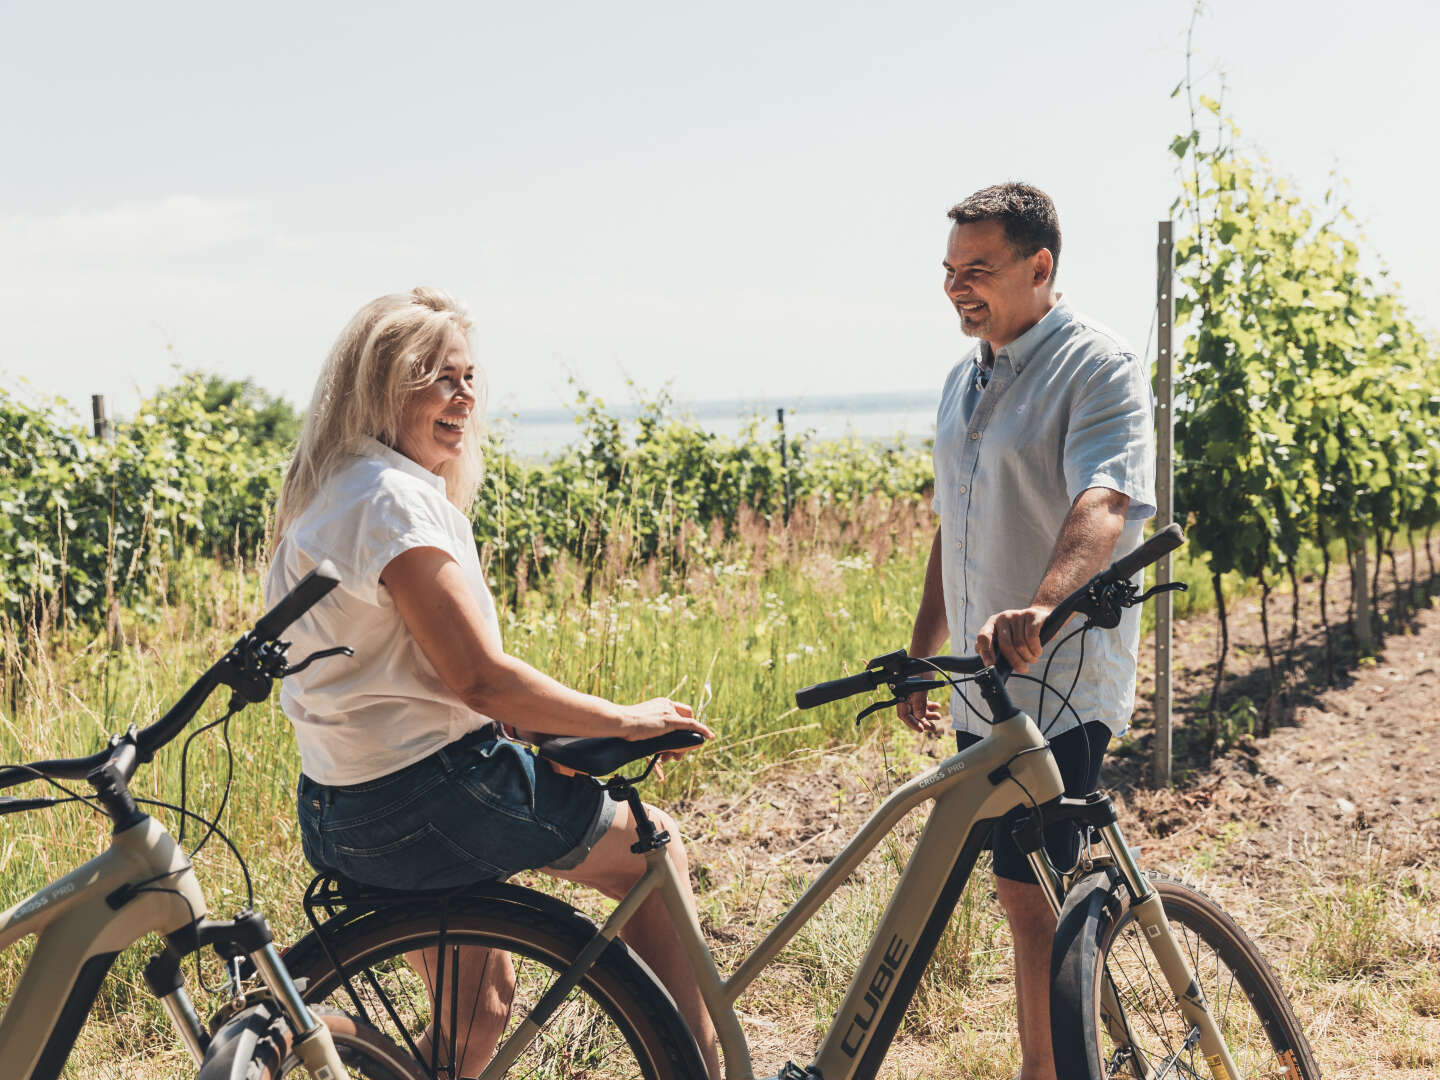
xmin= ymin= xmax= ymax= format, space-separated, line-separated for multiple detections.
xmin=266 ymin=287 xmax=720 ymax=1078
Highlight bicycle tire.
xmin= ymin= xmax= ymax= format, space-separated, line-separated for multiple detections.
xmin=1051 ymin=869 xmax=1321 ymax=1080
xmin=281 ymin=886 xmax=706 ymax=1079
xmin=197 ymin=1003 xmax=427 ymax=1079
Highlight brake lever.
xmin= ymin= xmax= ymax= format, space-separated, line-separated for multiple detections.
xmin=852 ymin=677 xmax=947 ymax=726
xmin=855 ymin=698 xmax=903 ymax=725
xmin=281 ymin=646 xmax=354 ymax=677
xmin=1129 ymin=581 xmax=1188 ymax=606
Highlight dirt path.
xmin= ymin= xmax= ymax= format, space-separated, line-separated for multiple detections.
xmin=675 ymin=546 xmax=1440 ymax=1078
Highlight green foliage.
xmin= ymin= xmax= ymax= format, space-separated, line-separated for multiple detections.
xmin=0 ymin=374 xmax=288 ymax=634
xmin=1170 ymin=87 xmax=1440 ymax=596
xmin=1 ymin=377 xmax=934 ymax=634
xmin=150 ymin=372 xmax=302 ymax=450
xmin=473 ymin=388 xmax=932 ymax=598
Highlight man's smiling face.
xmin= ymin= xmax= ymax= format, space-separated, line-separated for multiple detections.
xmin=943 ymin=219 xmax=1054 ymax=350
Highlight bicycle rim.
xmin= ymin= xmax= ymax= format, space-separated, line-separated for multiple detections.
xmin=1084 ymin=873 xmax=1320 ymax=1080
xmin=284 ymin=902 xmax=702 ymax=1079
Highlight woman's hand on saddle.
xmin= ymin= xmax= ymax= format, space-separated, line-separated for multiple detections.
xmin=622 ymin=698 xmax=715 ymax=743
xmin=622 ymin=699 xmax=714 ymax=779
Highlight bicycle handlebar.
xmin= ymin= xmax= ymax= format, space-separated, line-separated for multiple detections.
xmin=795 ymin=524 xmax=1185 ymax=710
xmin=251 ymin=562 xmax=342 ymax=643
xmin=0 ymin=561 xmax=342 ymax=793
xmin=794 ymin=670 xmax=881 ymax=710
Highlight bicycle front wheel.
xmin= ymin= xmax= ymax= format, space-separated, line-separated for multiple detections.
xmin=281 ymin=888 xmax=706 ymax=1079
xmin=198 ymin=1005 xmax=426 ymax=1079
xmin=1051 ymin=870 xmax=1321 ymax=1080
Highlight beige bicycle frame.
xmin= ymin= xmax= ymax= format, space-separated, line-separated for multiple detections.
xmin=0 ymin=814 xmax=205 ymax=1078
xmin=484 ymin=706 xmax=1246 ymax=1080
xmin=0 ymin=808 xmax=348 ymax=1080
xmin=486 ymin=709 xmax=1064 ymax=1080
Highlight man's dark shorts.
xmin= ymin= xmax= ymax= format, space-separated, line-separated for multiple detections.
xmin=955 ymin=720 xmax=1110 ymax=885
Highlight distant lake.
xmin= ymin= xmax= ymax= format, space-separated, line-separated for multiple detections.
xmin=491 ymin=391 xmax=939 ymax=460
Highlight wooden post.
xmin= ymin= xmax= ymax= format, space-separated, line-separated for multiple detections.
xmin=1154 ymin=221 xmax=1175 ymax=789
xmin=91 ymin=394 xmax=111 ymax=441
xmin=777 ymin=407 xmax=791 ymax=525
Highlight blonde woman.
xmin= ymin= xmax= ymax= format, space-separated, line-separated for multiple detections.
xmin=267 ymin=287 xmax=720 ymax=1079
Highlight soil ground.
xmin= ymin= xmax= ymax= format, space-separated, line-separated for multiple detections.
xmin=671 ymin=543 xmax=1440 ymax=1078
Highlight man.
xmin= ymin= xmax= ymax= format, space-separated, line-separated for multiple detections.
xmin=898 ymin=182 xmax=1155 ymax=1080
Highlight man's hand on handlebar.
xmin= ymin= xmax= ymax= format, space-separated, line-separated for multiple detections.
xmin=975 ymin=604 xmax=1054 ymax=675
xmin=896 ymin=690 xmax=943 ymax=735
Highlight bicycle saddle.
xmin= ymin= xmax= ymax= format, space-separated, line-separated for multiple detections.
xmin=536 ymin=730 xmax=705 ymax=777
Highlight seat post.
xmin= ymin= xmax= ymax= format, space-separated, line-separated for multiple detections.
xmin=606 ymin=779 xmax=670 ymax=854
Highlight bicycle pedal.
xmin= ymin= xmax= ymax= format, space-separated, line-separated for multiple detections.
xmin=769 ymin=1063 xmax=821 ymax=1080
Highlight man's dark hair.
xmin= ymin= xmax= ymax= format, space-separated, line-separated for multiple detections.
xmin=947 ymin=182 xmax=1061 ymax=284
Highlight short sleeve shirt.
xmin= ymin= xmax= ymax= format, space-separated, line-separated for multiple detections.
xmin=264 ymin=438 xmax=501 ymax=785
xmin=932 ymin=298 xmax=1156 ymax=737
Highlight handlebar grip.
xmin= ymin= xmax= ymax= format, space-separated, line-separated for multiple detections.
xmin=795 ymin=670 xmax=878 ymax=710
xmin=1097 ymin=523 xmax=1185 ymax=586
xmin=252 ymin=560 xmax=342 ymax=642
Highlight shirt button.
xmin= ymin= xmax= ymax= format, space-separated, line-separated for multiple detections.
xmin=958 ymin=484 xmax=968 ymax=495
xmin=955 ymin=540 xmax=963 ymax=550
xmin=969 ymin=431 xmax=980 ymax=441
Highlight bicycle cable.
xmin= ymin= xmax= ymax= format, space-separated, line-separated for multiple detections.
xmin=1036 ymin=624 xmax=1088 ymax=731
xmin=177 ymin=701 xmax=243 ymax=845
xmin=1044 ymin=629 xmax=1094 ymax=793
xmin=135 ymin=795 xmax=253 ymax=909
xmin=187 ymin=710 xmax=239 ymax=863
xmin=909 ymin=624 xmax=1098 ymax=877
xmin=0 ymin=764 xmax=105 ymax=813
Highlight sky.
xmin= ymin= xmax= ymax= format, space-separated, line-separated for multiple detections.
xmin=1 ymin=0 xmax=1434 ymax=423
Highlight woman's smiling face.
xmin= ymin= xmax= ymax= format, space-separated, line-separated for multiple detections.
xmin=395 ymin=331 xmax=477 ymax=473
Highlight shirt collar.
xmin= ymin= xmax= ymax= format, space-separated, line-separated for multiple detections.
xmin=359 ymin=436 xmax=449 ymax=494
xmin=979 ymin=295 xmax=1072 ymax=376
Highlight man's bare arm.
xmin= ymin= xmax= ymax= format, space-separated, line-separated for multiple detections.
xmin=897 ymin=527 xmax=949 ymax=733
xmin=975 ymin=487 xmax=1130 ymax=673
xmin=909 ymin=526 xmax=949 ymax=657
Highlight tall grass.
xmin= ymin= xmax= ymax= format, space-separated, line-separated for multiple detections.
xmin=0 ymin=496 xmax=951 ymax=1069
xmin=0 ymin=494 xmax=1394 ymax=1076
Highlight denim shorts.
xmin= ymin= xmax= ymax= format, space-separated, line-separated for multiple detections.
xmin=296 ymin=729 xmax=616 ymax=890
xmin=956 ymin=721 xmax=1110 ymax=885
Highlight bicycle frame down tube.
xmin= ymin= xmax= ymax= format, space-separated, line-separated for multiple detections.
xmin=807 ymin=713 xmax=1063 ymax=1080
xmin=0 ymin=815 xmax=206 ymax=1080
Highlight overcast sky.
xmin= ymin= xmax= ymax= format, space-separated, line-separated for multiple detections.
xmin=2 ymin=0 xmax=1433 ymax=422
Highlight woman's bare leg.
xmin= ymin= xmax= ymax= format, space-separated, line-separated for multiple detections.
xmin=407 ymin=945 xmax=515 ymax=1076
xmin=549 ymin=801 xmax=722 ymax=1080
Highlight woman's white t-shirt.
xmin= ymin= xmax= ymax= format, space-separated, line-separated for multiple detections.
xmin=265 ymin=438 xmax=501 ymax=785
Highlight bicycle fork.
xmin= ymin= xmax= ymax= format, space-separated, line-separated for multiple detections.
xmin=147 ymin=910 xmax=347 ymax=1078
xmin=1020 ymin=797 xmax=1244 ymax=1080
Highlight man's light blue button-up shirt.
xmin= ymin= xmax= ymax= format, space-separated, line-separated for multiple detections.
xmin=932 ymin=298 xmax=1156 ymax=737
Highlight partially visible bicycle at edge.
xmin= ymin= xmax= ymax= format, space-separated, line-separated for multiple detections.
xmin=0 ymin=563 xmax=422 ymax=1079
xmin=264 ymin=524 xmax=1322 ymax=1079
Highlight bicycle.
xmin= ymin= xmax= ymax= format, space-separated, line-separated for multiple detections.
xmin=0 ymin=562 xmax=422 ymax=1079
xmin=275 ymin=522 xmax=1321 ymax=1079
